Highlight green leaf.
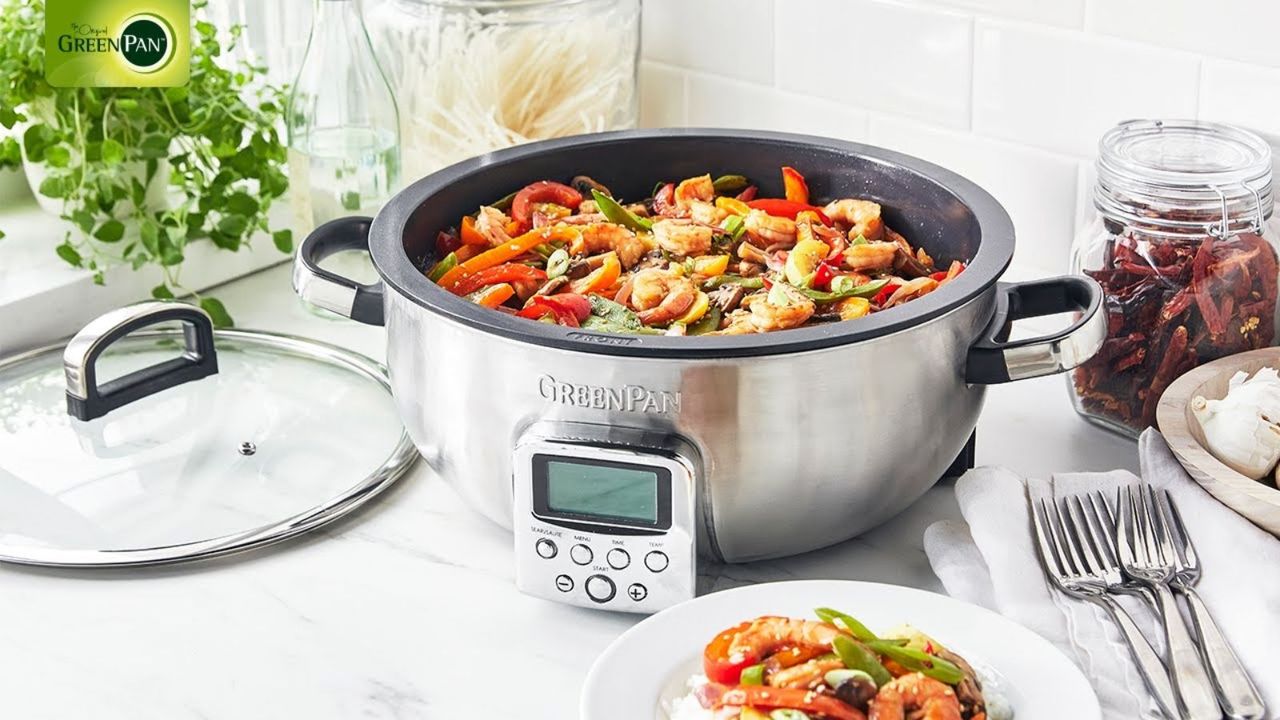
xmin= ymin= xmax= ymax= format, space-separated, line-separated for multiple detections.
xmin=93 ymin=219 xmax=125 ymax=243
xmin=42 ymin=144 xmax=70 ymax=167
xmin=139 ymin=219 xmax=160 ymax=254
xmin=55 ymin=242 xmax=82 ymax=267
xmin=151 ymin=284 xmax=174 ymax=300
xmin=199 ymin=297 xmax=234 ymax=328
xmin=37 ymin=175 xmax=67 ymax=199
xmin=226 ymin=191 xmax=259 ymax=216
xmin=101 ymin=139 xmax=125 ymax=165
xmin=271 ymin=229 xmax=293 ymax=253
xmin=69 ymin=209 xmax=96 ymax=232
xmin=217 ymin=214 xmax=248 ymax=238
xmin=0 ymin=229 xmax=6 ymax=241
xmin=22 ymin=124 xmax=55 ymax=161
xmin=139 ymin=135 xmax=170 ymax=159
xmin=115 ymin=99 xmax=139 ymax=111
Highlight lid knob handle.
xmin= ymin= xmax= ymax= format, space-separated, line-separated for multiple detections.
xmin=63 ymin=301 xmax=220 ymax=421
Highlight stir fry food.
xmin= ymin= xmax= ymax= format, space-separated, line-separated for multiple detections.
xmin=668 ymin=608 xmax=1007 ymax=720
xmin=427 ymin=167 xmax=964 ymax=335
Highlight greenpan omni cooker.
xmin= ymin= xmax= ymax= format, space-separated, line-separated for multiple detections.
xmin=292 ymin=129 xmax=1104 ymax=613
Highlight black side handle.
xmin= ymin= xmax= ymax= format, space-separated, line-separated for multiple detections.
xmin=292 ymin=216 xmax=385 ymax=326
xmin=64 ymin=302 xmax=219 ymax=421
xmin=966 ymin=275 xmax=1105 ymax=384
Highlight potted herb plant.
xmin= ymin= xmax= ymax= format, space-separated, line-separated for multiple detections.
xmin=0 ymin=0 xmax=291 ymax=325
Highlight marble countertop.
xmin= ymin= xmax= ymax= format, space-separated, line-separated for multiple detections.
xmin=0 ymin=264 xmax=1138 ymax=719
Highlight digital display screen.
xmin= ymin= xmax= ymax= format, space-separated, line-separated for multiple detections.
xmin=545 ymin=459 xmax=659 ymax=523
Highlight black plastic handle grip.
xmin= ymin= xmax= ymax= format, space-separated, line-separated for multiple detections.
xmin=292 ymin=216 xmax=385 ymax=326
xmin=966 ymin=275 xmax=1105 ymax=384
xmin=64 ymin=302 xmax=219 ymax=421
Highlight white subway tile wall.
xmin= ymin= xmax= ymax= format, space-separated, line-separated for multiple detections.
xmin=639 ymin=0 xmax=1280 ymax=278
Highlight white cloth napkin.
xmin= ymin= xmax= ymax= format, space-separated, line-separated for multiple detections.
xmin=924 ymin=429 xmax=1280 ymax=720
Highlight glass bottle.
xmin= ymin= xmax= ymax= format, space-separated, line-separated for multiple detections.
xmin=1068 ymin=119 xmax=1279 ymax=437
xmin=287 ymin=0 xmax=401 ymax=238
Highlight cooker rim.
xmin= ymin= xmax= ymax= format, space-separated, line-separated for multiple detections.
xmin=369 ymin=128 xmax=1015 ymax=359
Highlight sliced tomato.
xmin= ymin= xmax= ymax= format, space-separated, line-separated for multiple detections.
xmin=703 ymin=621 xmax=755 ymax=685
xmin=781 ymin=166 xmax=809 ymax=204
xmin=511 ymin=181 xmax=582 ymax=227
xmin=451 ymin=263 xmax=547 ymax=296
xmin=695 ymin=683 xmax=863 ymax=720
xmin=653 ymin=182 xmax=677 ymax=216
xmin=746 ymin=199 xmax=831 ymax=224
xmin=517 ymin=293 xmax=591 ymax=327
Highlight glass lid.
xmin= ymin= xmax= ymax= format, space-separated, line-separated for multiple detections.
xmin=0 ymin=302 xmax=417 ymax=567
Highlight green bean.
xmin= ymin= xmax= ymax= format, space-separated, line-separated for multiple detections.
xmin=831 ymin=636 xmax=893 ymax=688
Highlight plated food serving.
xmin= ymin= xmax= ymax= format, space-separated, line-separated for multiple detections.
xmin=426 ymin=166 xmax=962 ymax=336
xmin=292 ymin=129 xmax=1106 ymax=612
xmin=674 ymin=608 xmax=1001 ymax=720
xmin=581 ymin=580 xmax=1099 ymax=719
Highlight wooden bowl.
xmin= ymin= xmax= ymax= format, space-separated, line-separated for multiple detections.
xmin=1157 ymin=347 xmax=1280 ymax=537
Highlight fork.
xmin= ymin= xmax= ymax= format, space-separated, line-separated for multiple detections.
xmin=1156 ymin=489 xmax=1266 ymax=720
xmin=1119 ymin=484 xmax=1221 ymax=720
xmin=1031 ymin=495 xmax=1181 ymax=720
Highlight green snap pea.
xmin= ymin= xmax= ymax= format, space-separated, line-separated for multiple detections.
xmin=712 ymin=174 xmax=750 ymax=194
xmin=591 ymin=189 xmax=652 ymax=232
xmin=795 ymin=278 xmax=890 ymax=303
xmin=701 ymin=274 xmax=765 ymax=291
xmin=866 ymin=640 xmax=965 ymax=685
xmin=831 ymin=636 xmax=893 ymax=688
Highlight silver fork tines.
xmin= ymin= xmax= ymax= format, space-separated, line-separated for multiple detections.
xmin=1031 ymin=495 xmax=1179 ymax=720
xmin=1119 ymin=485 xmax=1221 ymax=720
xmin=1156 ymin=489 xmax=1267 ymax=719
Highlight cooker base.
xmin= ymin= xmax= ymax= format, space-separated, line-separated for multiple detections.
xmin=943 ymin=432 xmax=977 ymax=480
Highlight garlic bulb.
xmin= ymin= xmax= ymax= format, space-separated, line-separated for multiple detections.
xmin=1192 ymin=367 xmax=1280 ymax=479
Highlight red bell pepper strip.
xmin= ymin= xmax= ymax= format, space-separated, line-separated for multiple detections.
xmin=436 ymin=228 xmax=462 ymax=256
xmin=653 ymin=182 xmax=677 ymax=216
xmin=451 ymin=263 xmax=548 ymax=296
xmin=873 ymin=282 xmax=901 ymax=305
xmin=812 ymin=262 xmax=840 ymax=291
xmin=511 ymin=181 xmax=582 ymax=227
xmin=695 ymin=683 xmax=864 ymax=720
xmin=747 ymin=199 xmax=831 ymax=225
xmin=781 ymin=166 xmax=809 ymax=204
xmin=736 ymin=185 xmax=759 ymax=202
xmin=517 ymin=293 xmax=591 ymax=327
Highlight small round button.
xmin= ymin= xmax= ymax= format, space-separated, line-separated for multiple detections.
xmin=554 ymin=574 xmax=574 ymax=593
xmin=627 ymin=583 xmax=648 ymax=602
xmin=584 ymin=574 xmax=616 ymax=603
xmin=570 ymin=544 xmax=593 ymax=566
xmin=606 ymin=548 xmax=630 ymax=570
xmin=645 ymin=550 xmax=669 ymax=573
xmin=535 ymin=538 xmax=558 ymax=559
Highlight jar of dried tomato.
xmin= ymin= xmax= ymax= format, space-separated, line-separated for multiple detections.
xmin=1069 ymin=119 xmax=1280 ymax=437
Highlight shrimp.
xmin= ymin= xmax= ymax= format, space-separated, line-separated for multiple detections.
xmin=749 ymin=284 xmax=815 ymax=332
xmin=768 ymin=657 xmax=845 ymax=690
xmin=843 ymin=241 xmax=899 ymax=272
xmin=687 ymin=199 xmax=729 ymax=226
xmin=629 ymin=268 xmax=698 ymax=326
xmin=725 ymin=616 xmax=844 ymax=668
xmin=674 ymin=173 xmax=714 ymax=209
xmin=824 ymin=199 xmax=885 ymax=241
xmin=743 ymin=209 xmax=797 ymax=248
xmin=577 ymin=223 xmax=647 ymax=269
xmin=474 ymin=205 xmax=513 ymax=246
xmin=652 ymin=218 xmax=713 ymax=257
xmin=708 ymin=309 xmax=757 ymax=335
xmin=867 ymin=673 xmax=962 ymax=720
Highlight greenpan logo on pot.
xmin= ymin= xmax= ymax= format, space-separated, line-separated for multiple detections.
xmin=45 ymin=0 xmax=190 ymax=87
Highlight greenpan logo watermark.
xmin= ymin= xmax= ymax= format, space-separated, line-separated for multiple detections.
xmin=46 ymin=0 xmax=189 ymax=87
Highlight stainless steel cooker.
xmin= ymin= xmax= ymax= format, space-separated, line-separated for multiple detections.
xmin=292 ymin=129 xmax=1106 ymax=613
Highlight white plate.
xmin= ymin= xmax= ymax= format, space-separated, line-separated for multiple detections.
xmin=581 ymin=580 xmax=1100 ymax=720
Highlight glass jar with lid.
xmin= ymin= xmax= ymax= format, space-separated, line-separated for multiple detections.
xmin=365 ymin=0 xmax=641 ymax=179
xmin=1069 ymin=119 xmax=1279 ymax=437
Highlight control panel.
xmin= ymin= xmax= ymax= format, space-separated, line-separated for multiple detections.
xmin=513 ymin=422 xmax=698 ymax=614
